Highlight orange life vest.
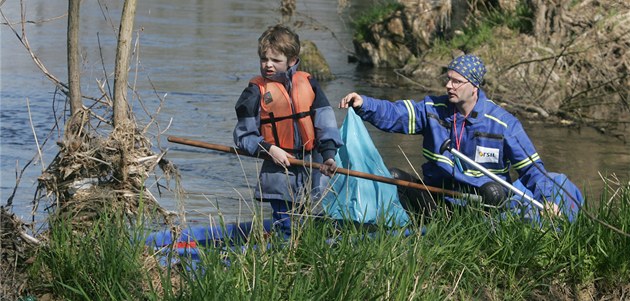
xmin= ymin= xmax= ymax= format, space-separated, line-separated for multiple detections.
xmin=250 ymin=71 xmax=316 ymax=152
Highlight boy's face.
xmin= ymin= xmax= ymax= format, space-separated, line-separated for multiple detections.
xmin=259 ymin=48 xmax=297 ymax=79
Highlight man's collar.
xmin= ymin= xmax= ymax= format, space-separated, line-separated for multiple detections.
xmin=466 ymin=89 xmax=489 ymax=123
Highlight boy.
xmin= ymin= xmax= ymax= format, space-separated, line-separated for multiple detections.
xmin=233 ymin=25 xmax=343 ymax=236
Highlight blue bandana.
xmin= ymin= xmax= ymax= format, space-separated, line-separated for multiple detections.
xmin=447 ymin=55 xmax=486 ymax=87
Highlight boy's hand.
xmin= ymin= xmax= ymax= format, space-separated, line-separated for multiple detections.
xmin=320 ymin=158 xmax=337 ymax=177
xmin=269 ymin=145 xmax=294 ymax=167
xmin=339 ymin=92 xmax=363 ymax=109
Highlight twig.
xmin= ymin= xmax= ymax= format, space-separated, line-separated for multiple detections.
xmin=397 ymin=145 xmax=437 ymax=204
xmin=447 ymin=267 xmax=466 ymax=299
xmin=599 ymin=172 xmax=622 ymax=208
xmin=5 ymin=158 xmax=34 ymax=208
xmin=407 ymin=275 xmax=420 ymax=301
xmin=393 ymin=69 xmax=433 ymax=91
xmin=158 ymin=118 xmax=173 ymax=137
xmin=0 ymin=207 xmax=41 ymax=245
xmin=87 ymin=109 xmax=113 ymax=125
xmin=19 ymin=231 xmax=40 ymax=245
xmin=0 ymin=1 xmax=68 ymax=94
xmin=97 ymin=32 xmax=113 ymax=103
xmin=0 ymin=9 xmax=66 ymax=26
xmin=26 ymin=98 xmax=45 ymax=171
xmin=500 ymin=49 xmax=586 ymax=73
xmin=96 ymin=0 xmax=118 ymax=33
xmin=493 ymin=95 xmax=549 ymax=118
xmin=560 ymin=73 xmax=628 ymax=108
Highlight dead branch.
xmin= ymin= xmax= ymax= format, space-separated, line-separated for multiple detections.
xmin=393 ymin=68 xmax=433 ymax=91
xmin=499 ymin=49 xmax=587 ymax=74
xmin=495 ymin=96 xmax=550 ymax=118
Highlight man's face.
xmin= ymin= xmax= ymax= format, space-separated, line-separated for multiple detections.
xmin=259 ymin=48 xmax=297 ymax=79
xmin=445 ymin=70 xmax=477 ymax=105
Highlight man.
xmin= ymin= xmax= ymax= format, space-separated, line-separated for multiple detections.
xmin=339 ymin=54 xmax=565 ymax=218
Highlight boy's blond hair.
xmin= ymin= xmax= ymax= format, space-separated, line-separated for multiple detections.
xmin=258 ymin=25 xmax=300 ymax=61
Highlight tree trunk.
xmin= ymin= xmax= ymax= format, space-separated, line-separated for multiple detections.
xmin=67 ymin=0 xmax=82 ymax=116
xmin=113 ymin=0 xmax=137 ymax=128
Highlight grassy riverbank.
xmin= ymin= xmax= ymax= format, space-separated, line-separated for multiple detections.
xmin=22 ymin=181 xmax=629 ymax=300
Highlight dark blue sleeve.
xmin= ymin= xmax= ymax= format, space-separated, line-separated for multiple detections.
xmin=233 ymin=84 xmax=270 ymax=155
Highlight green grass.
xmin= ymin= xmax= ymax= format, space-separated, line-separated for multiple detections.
xmin=31 ymin=213 xmax=148 ymax=300
xmin=27 ymin=182 xmax=630 ymax=300
xmin=411 ymin=0 xmax=535 ymax=57
xmin=483 ymin=1 xmax=534 ymax=34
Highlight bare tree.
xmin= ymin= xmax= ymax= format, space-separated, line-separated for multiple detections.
xmin=67 ymin=0 xmax=82 ymax=116
xmin=113 ymin=0 xmax=137 ymax=127
xmin=1 ymin=0 xmax=177 ymax=226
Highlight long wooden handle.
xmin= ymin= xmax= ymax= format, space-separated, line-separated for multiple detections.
xmin=167 ymin=136 xmax=468 ymax=199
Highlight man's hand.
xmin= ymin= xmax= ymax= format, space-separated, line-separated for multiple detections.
xmin=542 ymin=201 xmax=562 ymax=218
xmin=339 ymin=92 xmax=364 ymax=109
xmin=320 ymin=158 xmax=337 ymax=177
xmin=269 ymin=145 xmax=294 ymax=167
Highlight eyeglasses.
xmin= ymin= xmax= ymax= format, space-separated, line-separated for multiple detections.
xmin=444 ymin=76 xmax=469 ymax=89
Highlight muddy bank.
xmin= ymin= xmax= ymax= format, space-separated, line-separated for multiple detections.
xmin=351 ymin=0 xmax=629 ymax=141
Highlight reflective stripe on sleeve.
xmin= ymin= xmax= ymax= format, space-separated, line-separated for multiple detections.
xmin=463 ymin=167 xmax=509 ymax=177
xmin=403 ymin=99 xmax=416 ymax=134
xmin=484 ymin=114 xmax=508 ymax=128
xmin=512 ymin=153 xmax=541 ymax=170
xmin=422 ymin=148 xmax=454 ymax=166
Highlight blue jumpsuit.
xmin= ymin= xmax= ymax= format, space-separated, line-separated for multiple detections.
xmin=355 ymin=90 xmax=557 ymax=206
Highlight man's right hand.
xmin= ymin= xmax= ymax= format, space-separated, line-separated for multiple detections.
xmin=339 ymin=92 xmax=363 ymax=109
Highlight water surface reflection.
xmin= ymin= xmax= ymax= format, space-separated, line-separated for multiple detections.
xmin=1 ymin=0 xmax=627 ymax=222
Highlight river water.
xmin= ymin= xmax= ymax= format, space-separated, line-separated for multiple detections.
xmin=1 ymin=0 xmax=628 ymax=223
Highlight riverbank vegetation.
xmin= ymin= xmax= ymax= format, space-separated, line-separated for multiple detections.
xmin=2 ymin=0 xmax=629 ymax=300
xmin=12 ymin=178 xmax=629 ymax=300
xmin=1 ymin=0 xmax=179 ymax=298
xmin=350 ymin=0 xmax=629 ymax=141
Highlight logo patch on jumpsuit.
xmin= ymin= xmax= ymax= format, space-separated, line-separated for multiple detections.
xmin=263 ymin=91 xmax=273 ymax=104
xmin=475 ymin=146 xmax=499 ymax=163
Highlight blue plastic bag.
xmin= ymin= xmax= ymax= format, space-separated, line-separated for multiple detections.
xmin=322 ymin=109 xmax=409 ymax=227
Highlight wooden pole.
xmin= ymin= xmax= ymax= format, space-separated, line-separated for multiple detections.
xmin=167 ymin=136 xmax=472 ymax=199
